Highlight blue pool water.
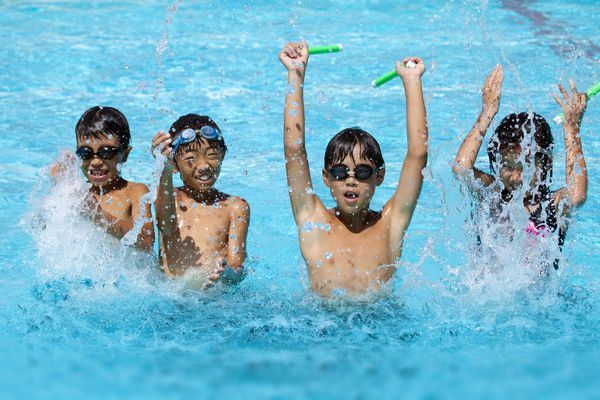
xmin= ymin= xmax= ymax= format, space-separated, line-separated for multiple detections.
xmin=1 ymin=0 xmax=599 ymax=398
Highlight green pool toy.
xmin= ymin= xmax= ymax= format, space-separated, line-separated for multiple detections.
xmin=372 ymin=60 xmax=416 ymax=88
xmin=553 ymin=80 xmax=600 ymax=124
xmin=308 ymin=44 xmax=343 ymax=55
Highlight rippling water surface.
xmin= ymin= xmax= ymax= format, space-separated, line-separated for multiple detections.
xmin=1 ymin=0 xmax=599 ymax=398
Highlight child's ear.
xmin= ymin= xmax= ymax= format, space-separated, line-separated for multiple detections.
xmin=120 ymin=146 xmax=132 ymax=163
xmin=375 ymin=168 xmax=385 ymax=186
xmin=322 ymin=168 xmax=331 ymax=188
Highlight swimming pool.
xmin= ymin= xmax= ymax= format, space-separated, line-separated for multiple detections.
xmin=1 ymin=0 xmax=599 ymax=398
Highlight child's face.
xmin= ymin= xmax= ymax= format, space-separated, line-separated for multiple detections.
xmin=174 ymin=139 xmax=223 ymax=192
xmin=498 ymin=148 xmax=547 ymax=193
xmin=322 ymin=144 xmax=383 ymax=214
xmin=76 ymin=134 xmax=129 ymax=188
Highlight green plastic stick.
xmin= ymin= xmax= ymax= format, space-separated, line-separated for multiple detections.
xmin=308 ymin=44 xmax=343 ymax=55
xmin=372 ymin=60 xmax=416 ymax=88
xmin=553 ymin=80 xmax=600 ymax=124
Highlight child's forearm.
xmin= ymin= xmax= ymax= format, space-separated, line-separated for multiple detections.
xmin=403 ymin=77 xmax=428 ymax=158
xmin=155 ymin=167 xmax=177 ymax=237
xmin=563 ymin=122 xmax=587 ymax=206
xmin=453 ymin=111 xmax=493 ymax=173
xmin=284 ymin=70 xmax=306 ymax=154
xmin=88 ymin=208 xmax=132 ymax=239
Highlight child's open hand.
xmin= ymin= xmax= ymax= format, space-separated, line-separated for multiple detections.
xmin=279 ymin=41 xmax=309 ymax=72
xmin=151 ymin=131 xmax=173 ymax=162
xmin=481 ymin=64 xmax=503 ymax=118
xmin=395 ymin=57 xmax=426 ymax=79
xmin=49 ymin=150 xmax=77 ymax=180
xmin=553 ymin=79 xmax=587 ymax=127
xmin=203 ymin=257 xmax=227 ymax=289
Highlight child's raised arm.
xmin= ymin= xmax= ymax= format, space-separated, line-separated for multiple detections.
xmin=553 ymin=79 xmax=588 ymax=211
xmin=279 ymin=41 xmax=317 ymax=224
xmin=453 ymin=64 xmax=503 ymax=187
xmin=151 ymin=131 xmax=179 ymax=246
xmin=386 ymin=57 xmax=429 ymax=231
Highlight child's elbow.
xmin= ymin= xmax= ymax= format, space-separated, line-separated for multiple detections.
xmin=452 ymin=160 xmax=467 ymax=176
xmin=570 ymin=192 xmax=587 ymax=208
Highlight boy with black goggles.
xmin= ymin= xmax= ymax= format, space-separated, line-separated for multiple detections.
xmin=49 ymin=106 xmax=154 ymax=251
xmin=280 ymin=41 xmax=429 ymax=298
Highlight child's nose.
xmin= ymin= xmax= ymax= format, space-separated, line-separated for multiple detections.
xmin=345 ymin=174 xmax=359 ymax=185
xmin=89 ymin=156 xmax=104 ymax=166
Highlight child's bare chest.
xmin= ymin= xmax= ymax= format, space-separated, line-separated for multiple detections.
xmin=100 ymin=191 xmax=133 ymax=220
xmin=175 ymin=201 xmax=231 ymax=244
xmin=300 ymin=218 xmax=392 ymax=272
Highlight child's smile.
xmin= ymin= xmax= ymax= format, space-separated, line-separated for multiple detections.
xmin=76 ymin=134 xmax=127 ymax=188
xmin=175 ymin=140 xmax=223 ymax=192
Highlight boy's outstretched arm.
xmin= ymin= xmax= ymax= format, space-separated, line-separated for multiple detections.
xmin=279 ymin=41 xmax=317 ymax=224
xmin=553 ymin=79 xmax=588 ymax=211
xmin=453 ymin=64 xmax=503 ymax=187
xmin=151 ymin=131 xmax=179 ymax=247
xmin=130 ymin=185 xmax=155 ymax=252
xmin=388 ymin=57 xmax=428 ymax=230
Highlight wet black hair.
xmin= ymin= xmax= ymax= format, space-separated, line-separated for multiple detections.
xmin=324 ymin=127 xmax=385 ymax=170
xmin=169 ymin=114 xmax=227 ymax=156
xmin=75 ymin=106 xmax=130 ymax=148
xmin=488 ymin=112 xmax=554 ymax=201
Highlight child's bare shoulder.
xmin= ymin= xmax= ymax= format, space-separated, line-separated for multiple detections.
xmin=122 ymin=181 xmax=150 ymax=200
xmin=222 ymin=195 xmax=250 ymax=213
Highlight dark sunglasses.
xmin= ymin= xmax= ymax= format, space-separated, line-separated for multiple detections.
xmin=328 ymin=164 xmax=377 ymax=181
xmin=76 ymin=146 xmax=123 ymax=161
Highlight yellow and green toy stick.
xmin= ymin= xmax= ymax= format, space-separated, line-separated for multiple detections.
xmin=372 ymin=60 xmax=417 ymax=88
xmin=308 ymin=44 xmax=343 ymax=55
xmin=553 ymin=80 xmax=600 ymax=124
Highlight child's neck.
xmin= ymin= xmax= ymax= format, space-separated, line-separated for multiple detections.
xmin=92 ymin=176 xmax=127 ymax=195
xmin=181 ymin=185 xmax=223 ymax=204
xmin=335 ymin=207 xmax=379 ymax=233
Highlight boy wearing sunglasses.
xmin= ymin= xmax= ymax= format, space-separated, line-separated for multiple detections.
xmin=280 ymin=41 xmax=428 ymax=297
xmin=151 ymin=114 xmax=249 ymax=288
xmin=51 ymin=106 xmax=154 ymax=251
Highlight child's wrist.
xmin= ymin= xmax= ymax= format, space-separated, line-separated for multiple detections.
xmin=288 ymin=69 xmax=306 ymax=81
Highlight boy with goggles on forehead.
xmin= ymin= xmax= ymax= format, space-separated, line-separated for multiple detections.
xmin=50 ymin=106 xmax=154 ymax=251
xmin=280 ymin=41 xmax=429 ymax=297
xmin=152 ymin=114 xmax=249 ymax=288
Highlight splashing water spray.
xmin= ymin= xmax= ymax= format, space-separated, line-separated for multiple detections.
xmin=371 ymin=60 xmax=417 ymax=88
xmin=553 ymin=80 xmax=600 ymax=124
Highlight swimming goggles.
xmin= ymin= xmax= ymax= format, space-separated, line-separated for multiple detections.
xmin=328 ymin=164 xmax=378 ymax=181
xmin=171 ymin=126 xmax=223 ymax=156
xmin=76 ymin=145 xmax=122 ymax=161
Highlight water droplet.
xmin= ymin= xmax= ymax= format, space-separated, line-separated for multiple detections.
xmin=295 ymin=138 xmax=303 ymax=145
xmin=305 ymin=187 xmax=314 ymax=194
xmin=318 ymin=91 xmax=328 ymax=104
xmin=286 ymin=84 xmax=296 ymax=95
xmin=325 ymin=252 xmax=333 ymax=259
xmin=288 ymin=186 xmax=294 ymax=193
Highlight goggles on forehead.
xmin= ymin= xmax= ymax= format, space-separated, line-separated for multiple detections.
xmin=171 ymin=126 xmax=223 ymax=157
